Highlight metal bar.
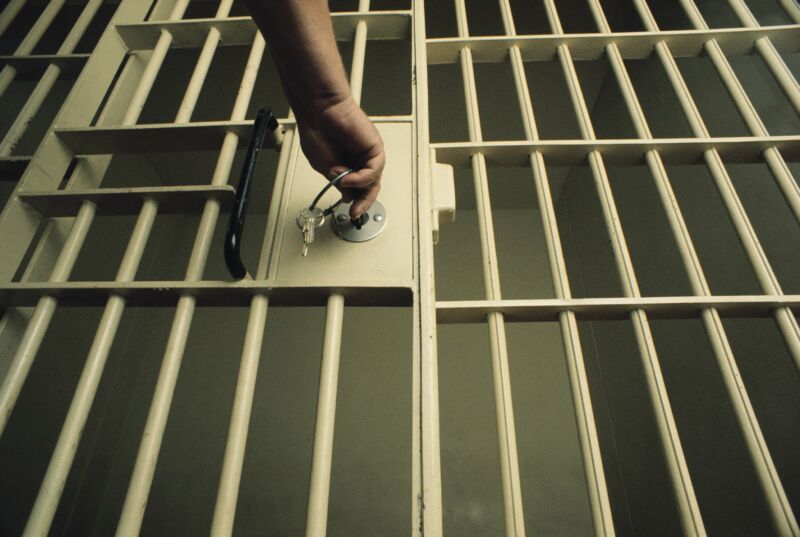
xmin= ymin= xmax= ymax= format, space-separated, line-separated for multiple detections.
xmin=629 ymin=1 xmax=800 ymax=533
xmin=209 ymin=122 xmax=298 ymax=537
xmin=430 ymin=136 xmax=800 ymax=166
xmin=209 ymin=295 xmax=268 ymax=536
xmin=0 ymin=0 xmax=66 ymax=100
xmin=673 ymin=0 xmax=800 ymax=223
xmin=18 ymin=185 xmax=236 ymax=217
xmin=53 ymin=119 xmax=331 ymax=155
xmin=305 ymin=3 xmax=368 ymax=534
xmin=305 ymin=294 xmax=345 ymax=537
xmin=0 ymin=0 xmax=105 ymax=156
xmin=436 ymin=296 xmax=800 ymax=323
xmin=115 ymin=30 xmax=265 ymax=537
xmin=115 ymin=12 xmax=411 ymax=50
xmin=492 ymin=1 xmax=619 ymax=536
xmin=414 ymin=0 xmax=443 ymax=533
xmin=721 ymin=0 xmax=800 ymax=113
xmin=453 ymin=2 xmax=526 ymax=535
xmin=777 ymin=0 xmax=800 ymax=20
xmin=426 ymin=25 xmax=800 ymax=64
xmin=0 ymin=285 xmax=793 ymax=315
xmin=0 ymin=54 xmax=89 ymax=78
xmin=0 ymin=281 xmax=412 ymax=308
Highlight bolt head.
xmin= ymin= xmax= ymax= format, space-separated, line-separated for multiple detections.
xmin=336 ymin=213 xmax=348 ymax=223
xmin=373 ymin=213 xmax=384 ymax=222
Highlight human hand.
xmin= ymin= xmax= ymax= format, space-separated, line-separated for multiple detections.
xmin=297 ymin=96 xmax=385 ymax=218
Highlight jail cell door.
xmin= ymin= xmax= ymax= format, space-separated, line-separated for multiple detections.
xmin=0 ymin=0 xmax=421 ymax=535
xmin=2 ymin=0 xmax=800 ymax=537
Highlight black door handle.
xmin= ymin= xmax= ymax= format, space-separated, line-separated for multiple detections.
xmin=225 ymin=107 xmax=281 ymax=280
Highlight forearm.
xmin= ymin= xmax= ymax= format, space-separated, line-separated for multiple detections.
xmin=243 ymin=0 xmax=351 ymax=124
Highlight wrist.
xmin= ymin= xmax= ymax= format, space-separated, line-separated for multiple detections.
xmin=295 ymin=90 xmax=353 ymax=128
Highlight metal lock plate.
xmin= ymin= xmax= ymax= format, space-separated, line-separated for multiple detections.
xmin=272 ymin=122 xmax=412 ymax=284
xmin=331 ymin=200 xmax=387 ymax=242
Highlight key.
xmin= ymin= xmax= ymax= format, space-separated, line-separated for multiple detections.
xmin=296 ymin=207 xmax=325 ymax=256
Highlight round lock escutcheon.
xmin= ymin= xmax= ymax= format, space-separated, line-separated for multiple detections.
xmin=331 ymin=200 xmax=387 ymax=242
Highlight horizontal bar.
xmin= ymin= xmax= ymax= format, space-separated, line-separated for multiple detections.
xmin=0 ymin=155 xmax=30 ymax=181
xmin=0 ymin=281 xmax=412 ymax=307
xmin=0 ymin=53 xmax=89 ymax=78
xmin=17 ymin=185 xmax=236 ymax=217
xmin=427 ymin=25 xmax=800 ymax=63
xmin=433 ymin=136 xmax=800 ymax=167
xmin=116 ymin=12 xmax=410 ymax=50
xmin=55 ymin=116 xmax=410 ymax=154
xmin=56 ymin=120 xmax=274 ymax=154
xmin=436 ymin=296 xmax=800 ymax=323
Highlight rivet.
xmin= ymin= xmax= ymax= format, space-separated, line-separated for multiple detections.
xmin=336 ymin=213 xmax=348 ymax=223
xmin=373 ymin=213 xmax=384 ymax=222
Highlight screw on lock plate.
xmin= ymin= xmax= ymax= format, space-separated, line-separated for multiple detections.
xmin=331 ymin=200 xmax=387 ymax=242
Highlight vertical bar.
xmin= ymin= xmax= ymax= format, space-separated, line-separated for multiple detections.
xmin=628 ymin=1 xmax=800 ymax=534
xmin=453 ymin=2 xmax=527 ymax=536
xmin=304 ymin=4 xmax=367 ymax=535
xmin=0 ymin=0 xmax=193 ymax=436
xmin=0 ymin=0 xmax=106 ymax=156
xmin=306 ymin=294 xmax=345 ymax=537
xmin=114 ymin=33 xmax=266 ymax=537
xmin=0 ymin=0 xmax=67 ymax=99
xmin=414 ymin=0 xmax=444 ymax=533
xmin=209 ymin=295 xmax=268 ymax=536
xmin=22 ymin=3 xmax=234 ymax=535
xmin=494 ymin=2 xmax=618 ymax=537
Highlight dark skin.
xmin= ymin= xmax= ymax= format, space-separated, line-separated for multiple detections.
xmin=243 ymin=0 xmax=385 ymax=218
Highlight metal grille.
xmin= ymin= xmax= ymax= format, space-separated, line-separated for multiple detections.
xmin=0 ymin=0 xmax=117 ymax=197
xmin=0 ymin=0 xmax=798 ymax=535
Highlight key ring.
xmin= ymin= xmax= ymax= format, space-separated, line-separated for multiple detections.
xmin=309 ymin=168 xmax=353 ymax=216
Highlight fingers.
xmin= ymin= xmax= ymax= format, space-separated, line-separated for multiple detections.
xmin=349 ymin=181 xmax=381 ymax=219
xmin=330 ymin=155 xmax=384 ymax=218
xmin=337 ymin=152 xmax=384 ymax=189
